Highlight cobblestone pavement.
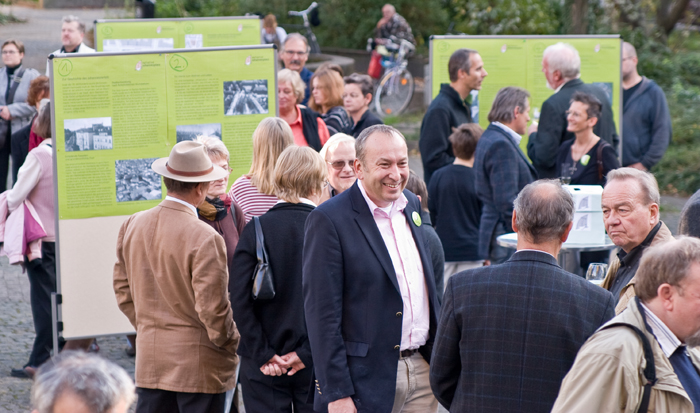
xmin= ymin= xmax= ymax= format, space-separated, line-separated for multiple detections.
xmin=0 ymin=256 xmax=136 ymax=412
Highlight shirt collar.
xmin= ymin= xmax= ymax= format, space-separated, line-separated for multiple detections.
xmin=275 ymin=197 xmax=317 ymax=207
xmin=357 ymin=180 xmax=407 ymax=217
xmin=640 ymin=302 xmax=682 ymax=358
xmin=492 ymin=122 xmax=522 ymax=145
xmin=165 ymin=195 xmax=198 ymax=216
xmin=288 ymin=105 xmax=302 ymax=127
xmin=555 ymin=77 xmax=579 ymax=93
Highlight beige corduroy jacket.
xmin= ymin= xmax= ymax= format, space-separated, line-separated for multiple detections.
xmin=114 ymin=199 xmax=239 ymax=393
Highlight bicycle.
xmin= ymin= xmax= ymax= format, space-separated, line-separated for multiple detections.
xmin=373 ymin=36 xmax=415 ymax=117
xmin=287 ymin=2 xmax=321 ymax=54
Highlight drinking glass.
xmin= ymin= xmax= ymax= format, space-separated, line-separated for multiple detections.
xmin=586 ymin=263 xmax=608 ymax=286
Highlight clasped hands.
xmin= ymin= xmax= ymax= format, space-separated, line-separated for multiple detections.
xmin=260 ymin=351 xmax=305 ymax=376
xmin=0 ymin=106 xmax=11 ymax=121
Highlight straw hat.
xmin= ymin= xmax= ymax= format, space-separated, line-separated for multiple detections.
xmin=151 ymin=141 xmax=229 ymax=182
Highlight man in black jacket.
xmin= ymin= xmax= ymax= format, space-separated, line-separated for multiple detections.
xmin=621 ymin=42 xmax=671 ymax=170
xmin=527 ymin=42 xmax=619 ymax=179
xmin=419 ymin=48 xmax=487 ymax=185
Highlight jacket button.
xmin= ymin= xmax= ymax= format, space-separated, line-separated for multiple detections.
xmin=394 ymin=345 xmax=400 ymax=350
xmin=396 ymin=312 xmax=402 ymax=317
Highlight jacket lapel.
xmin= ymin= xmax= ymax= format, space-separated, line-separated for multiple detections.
xmin=349 ymin=184 xmax=401 ymax=294
xmin=489 ymin=124 xmax=537 ymax=178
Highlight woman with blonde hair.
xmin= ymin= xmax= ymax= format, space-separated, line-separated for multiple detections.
xmin=261 ymin=14 xmax=287 ymax=48
xmin=230 ymin=145 xmax=326 ymax=413
xmin=309 ymin=69 xmax=353 ymax=136
xmin=278 ymin=68 xmax=330 ymax=150
xmin=229 ymin=117 xmax=294 ymax=222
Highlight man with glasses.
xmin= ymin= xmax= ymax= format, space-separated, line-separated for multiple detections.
xmin=621 ymin=41 xmax=671 ymax=170
xmin=281 ymin=34 xmax=313 ymax=106
xmin=319 ymin=133 xmax=357 ymax=198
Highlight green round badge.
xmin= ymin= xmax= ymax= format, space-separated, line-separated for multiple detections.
xmin=412 ymin=211 xmax=422 ymax=226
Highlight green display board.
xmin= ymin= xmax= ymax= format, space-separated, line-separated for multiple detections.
xmin=51 ymin=45 xmax=277 ymax=220
xmin=94 ymin=17 xmax=262 ymax=52
xmin=430 ymin=35 xmax=622 ymax=152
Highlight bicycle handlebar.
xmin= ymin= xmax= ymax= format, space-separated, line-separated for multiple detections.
xmin=288 ymin=2 xmax=318 ymax=16
xmin=382 ymin=36 xmax=415 ymax=52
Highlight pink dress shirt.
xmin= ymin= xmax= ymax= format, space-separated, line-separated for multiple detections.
xmin=358 ymin=180 xmax=430 ymax=350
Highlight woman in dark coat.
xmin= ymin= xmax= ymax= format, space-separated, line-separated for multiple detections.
xmin=230 ymin=146 xmax=327 ymax=413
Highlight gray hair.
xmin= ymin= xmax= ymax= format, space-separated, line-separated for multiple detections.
xmin=623 ymin=41 xmax=637 ymax=58
xmin=62 ymin=15 xmax=86 ymax=34
xmin=514 ymin=180 xmax=574 ymax=243
xmin=355 ymin=124 xmax=405 ymax=163
xmin=636 ymin=237 xmax=700 ymax=302
xmin=605 ymin=167 xmax=660 ymax=206
xmin=196 ymin=135 xmax=229 ymax=162
xmin=487 ymin=86 xmax=530 ymax=123
xmin=31 ymin=351 xmax=135 ymax=413
xmin=278 ymin=68 xmax=306 ymax=104
xmin=320 ymin=133 xmax=355 ymax=161
xmin=283 ymin=33 xmax=310 ymax=54
xmin=543 ymin=42 xmax=581 ymax=79
xmin=448 ymin=49 xmax=477 ymax=82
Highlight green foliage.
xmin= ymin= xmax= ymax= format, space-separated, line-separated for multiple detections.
xmin=445 ymin=0 xmax=563 ymax=35
xmin=237 ymin=0 xmax=447 ymax=50
xmin=155 ymin=0 xmax=239 ymax=18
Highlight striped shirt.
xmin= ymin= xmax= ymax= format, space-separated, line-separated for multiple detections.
xmin=640 ymin=302 xmax=681 ymax=358
xmin=228 ymin=175 xmax=278 ymax=223
xmin=321 ymin=106 xmax=353 ymax=136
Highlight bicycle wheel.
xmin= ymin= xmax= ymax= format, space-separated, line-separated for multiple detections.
xmin=375 ymin=68 xmax=414 ymax=117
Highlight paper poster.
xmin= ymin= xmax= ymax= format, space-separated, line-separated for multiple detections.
xmin=52 ymin=46 xmax=277 ymax=220
xmin=95 ymin=17 xmax=262 ymax=51
xmin=430 ymin=36 xmax=621 ymax=154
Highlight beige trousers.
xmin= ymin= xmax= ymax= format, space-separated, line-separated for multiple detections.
xmin=390 ymin=352 xmax=438 ymax=413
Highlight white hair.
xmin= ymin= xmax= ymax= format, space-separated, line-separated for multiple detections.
xmin=543 ymin=42 xmax=581 ymax=79
xmin=31 ymin=352 xmax=135 ymax=413
xmin=320 ymin=133 xmax=356 ymax=161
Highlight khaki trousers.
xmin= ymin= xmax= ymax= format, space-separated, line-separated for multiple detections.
xmin=390 ymin=352 xmax=438 ymax=413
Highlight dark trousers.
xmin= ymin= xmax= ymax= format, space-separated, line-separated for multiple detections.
xmin=136 ymin=388 xmax=227 ymax=413
xmin=0 ymin=132 xmax=10 ymax=192
xmin=239 ymin=356 xmax=314 ymax=413
xmin=25 ymin=241 xmax=56 ymax=368
xmin=489 ymin=221 xmax=515 ymax=264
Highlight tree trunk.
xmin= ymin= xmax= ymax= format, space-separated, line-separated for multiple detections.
xmin=657 ymin=0 xmax=692 ymax=35
xmin=570 ymin=0 xmax=590 ymax=33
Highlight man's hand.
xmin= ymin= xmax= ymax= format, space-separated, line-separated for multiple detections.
xmin=628 ymin=162 xmax=647 ymax=171
xmin=0 ymin=106 xmax=11 ymax=121
xmin=280 ymin=351 xmax=306 ymax=376
xmin=376 ymin=16 xmax=390 ymax=29
xmin=527 ymin=123 xmax=538 ymax=135
xmin=483 ymin=260 xmax=491 ymax=266
xmin=260 ymin=354 xmax=288 ymax=376
xmin=329 ymin=397 xmax=357 ymax=413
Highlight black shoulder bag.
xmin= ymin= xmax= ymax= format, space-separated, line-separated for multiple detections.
xmin=251 ymin=216 xmax=275 ymax=300
xmin=0 ymin=67 xmax=26 ymax=148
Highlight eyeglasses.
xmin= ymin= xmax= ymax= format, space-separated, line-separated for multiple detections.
xmin=284 ymin=50 xmax=308 ymax=57
xmin=1 ymin=50 xmax=18 ymax=55
xmin=565 ymin=110 xmax=589 ymax=119
xmin=327 ymin=160 xmax=355 ymax=170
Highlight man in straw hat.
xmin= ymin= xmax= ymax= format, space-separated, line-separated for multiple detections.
xmin=113 ymin=141 xmax=239 ymax=413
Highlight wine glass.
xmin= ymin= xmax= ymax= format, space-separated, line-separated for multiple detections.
xmin=560 ymin=162 xmax=575 ymax=185
xmin=586 ymin=263 xmax=608 ymax=286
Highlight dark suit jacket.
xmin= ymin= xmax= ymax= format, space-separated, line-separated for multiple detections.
xmin=430 ymin=250 xmax=615 ymax=412
xmin=474 ymin=124 xmax=536 ymax=258
xmin=527 ymin=78 xmax=619 ymax=178
xmin=302 ymin=182 xmax=440 ymax=412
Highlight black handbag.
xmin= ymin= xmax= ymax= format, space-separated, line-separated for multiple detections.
xmin=252 ymin=216 xmax=275 ymax=300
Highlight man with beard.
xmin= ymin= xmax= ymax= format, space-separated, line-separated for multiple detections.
xmin=46 ymin=15 xmax=94 ymax=75
xmin=552 ymin=236 xmax=700 ymax=413
xmin=281 ymin=34 xmax=313 ymax=106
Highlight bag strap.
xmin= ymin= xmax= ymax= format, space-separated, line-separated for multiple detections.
xmin=253 ymin=216 xmax=268 ymax=269
xmin=596 ymin=140 xmax=610 ymax=182
xmin=599 ymin=321 xmax=657 ymax=413
xmin=7 ymin=67 xmax=26 ymax=105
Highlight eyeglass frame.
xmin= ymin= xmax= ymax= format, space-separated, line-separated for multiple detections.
xmin=327 ymin=159 xmax=356 ymax=170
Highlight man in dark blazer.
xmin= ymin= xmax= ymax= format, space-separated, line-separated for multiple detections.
xmin=474 ymin=86 xmax=537 ymax=264
xmin=430 ymin=180 xmax=615 ymax=412
xmin=527 ymin=42 xmax=619 ymax=179
xmin=303 ymin=125 xmax=441 ymax=413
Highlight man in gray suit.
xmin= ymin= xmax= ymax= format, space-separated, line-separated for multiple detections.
xmin=473 ymin=86 xmax=537 ymax=264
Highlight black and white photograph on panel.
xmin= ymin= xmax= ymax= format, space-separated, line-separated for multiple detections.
xmin=115 ymin=158 xmax=162 ymax=203
xmin=64 ymin=117 xmax=113 ymax=152
xmin=224 ymin=79 xmax=269 ymax=116
xmin=176 ymin=123 xmax=222 ymax=143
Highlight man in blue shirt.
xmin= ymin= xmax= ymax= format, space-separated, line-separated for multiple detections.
xmin=281 ymin=34 xmax=313 ymax=106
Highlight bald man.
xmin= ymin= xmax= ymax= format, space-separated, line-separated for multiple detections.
xmin=621 ymin=41 xmax=671 ymax=170
xmin=374 ymin=4 xmax=415 ymax=46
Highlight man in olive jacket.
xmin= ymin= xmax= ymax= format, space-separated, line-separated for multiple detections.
xmin=114 ymin=141 xmax=239 ymax=413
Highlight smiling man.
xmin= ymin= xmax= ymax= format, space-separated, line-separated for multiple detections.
xmin=281 ymin=34 xmax=313 ymax=105
xmin=303 ymin=124 xmax=441 ymax=413
xmin=600 ymin=167 xmax=674 ymax=313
